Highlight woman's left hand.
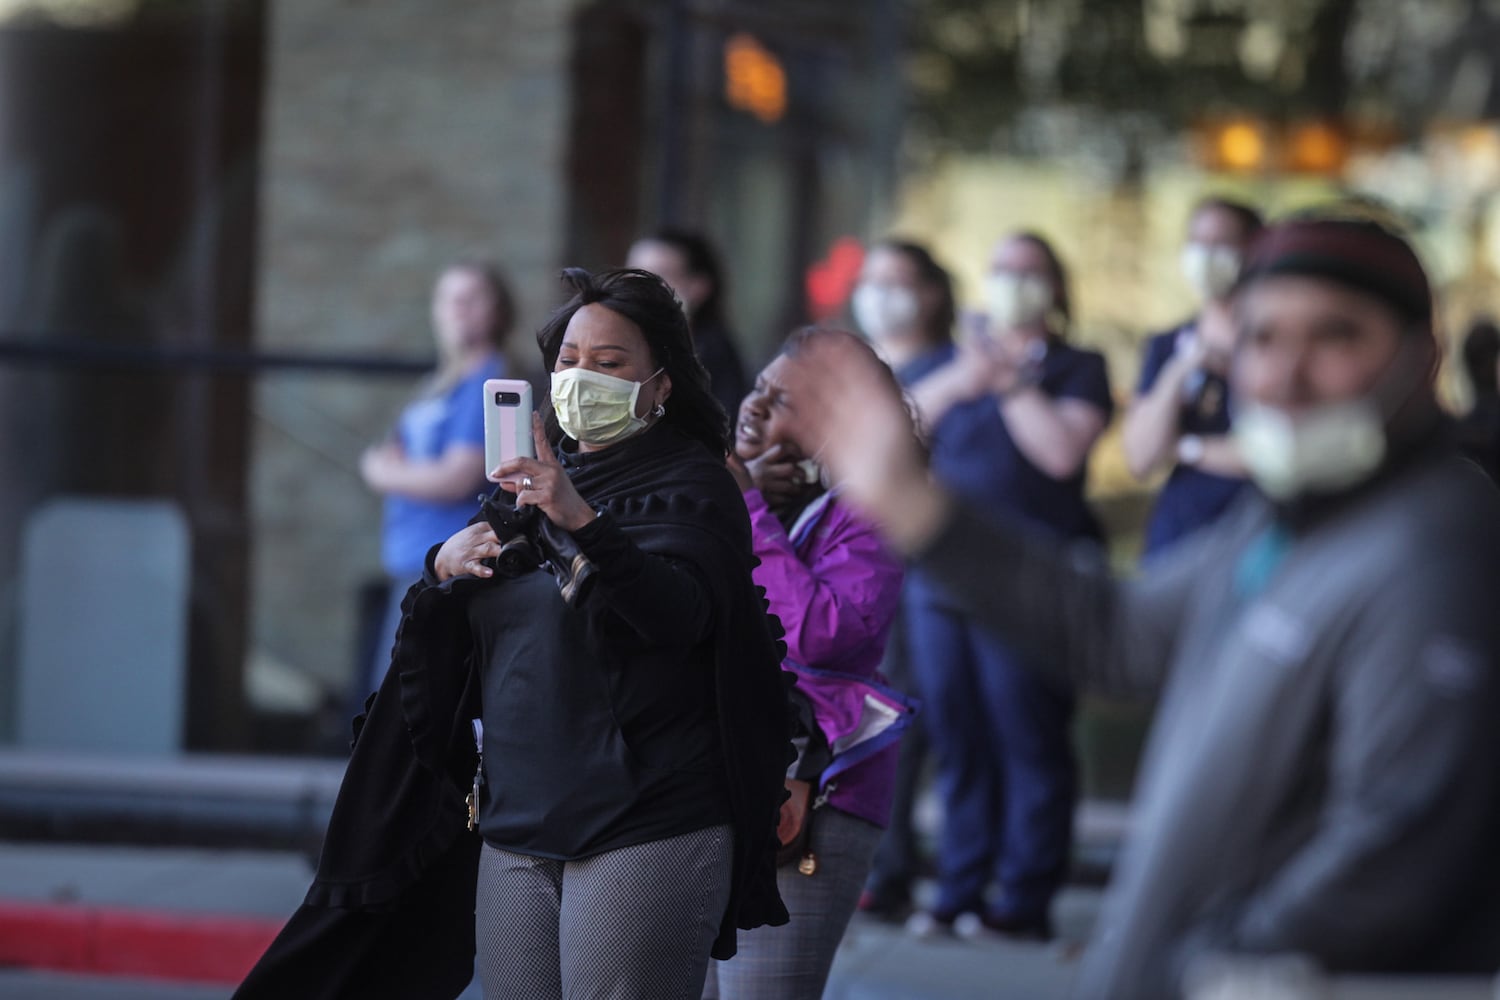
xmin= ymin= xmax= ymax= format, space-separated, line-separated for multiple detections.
xmin=492 ymin=413 xmax=597 ymax=533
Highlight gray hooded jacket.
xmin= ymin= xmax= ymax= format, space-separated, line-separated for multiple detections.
xmin=913 ymin=444 xmax=1500 ymax=998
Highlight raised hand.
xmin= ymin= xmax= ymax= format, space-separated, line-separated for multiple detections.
xmin=491 ymin=413 xmax=597 ymax=533
xmin=779 ymin=333 xmax=949 ymax=554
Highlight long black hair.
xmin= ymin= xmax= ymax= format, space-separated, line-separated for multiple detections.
xmin=536 ymin=267 xmax=729 ymax=455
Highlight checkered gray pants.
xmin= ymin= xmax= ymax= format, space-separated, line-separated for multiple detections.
xmin=475 ymin=824 xmax=734 ymax=1000
xmin=703 ymin=807 xmax=883 ymax=1000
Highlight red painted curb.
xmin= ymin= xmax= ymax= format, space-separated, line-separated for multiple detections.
xmin=0 ymin=900 xmax=281 ymax=985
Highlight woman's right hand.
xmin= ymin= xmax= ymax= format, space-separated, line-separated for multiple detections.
xmin=433 ymin=522 xmax=502 ymax=581
xmin=743 ymin=443 xmax=812 ymax=509
xmin=782 ymin=334 xmax=949 ymax=555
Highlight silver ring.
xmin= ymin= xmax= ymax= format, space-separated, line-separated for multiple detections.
xmin=522 ymin=476 xmax=533 ymax=492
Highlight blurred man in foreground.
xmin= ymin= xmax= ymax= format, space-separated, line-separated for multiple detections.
xmin=783 ymin=216 xmax=1500 ymax=999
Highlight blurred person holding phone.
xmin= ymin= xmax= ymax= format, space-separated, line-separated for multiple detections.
xmin=358 ymin=260 xmax=513 ymax=694
xmin=776 ymin=215 xmax=1500 ymax=999
xmin=895 ymin=232 xmax=1114 ymax=942
xmin=704 ymin=326 xmax=914 ymax=1000
xmin=1123 ymin=197 xmax=1264 ymax=559
xmin=239 ymin=268 xmax=793 ymax=1000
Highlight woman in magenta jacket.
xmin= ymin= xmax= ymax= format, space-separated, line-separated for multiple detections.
xmin=706 ymin=326 xmax=915 ymax=1000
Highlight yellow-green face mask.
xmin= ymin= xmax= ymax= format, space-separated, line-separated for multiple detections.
xmin=550 ymin=366 xmax=663 ymax=446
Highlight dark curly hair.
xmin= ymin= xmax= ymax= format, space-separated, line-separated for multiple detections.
xmin=536 ymin=267 xmax=729 ymax=455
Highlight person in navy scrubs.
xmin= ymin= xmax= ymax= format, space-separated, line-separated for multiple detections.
xmin=1123 ymin=197 xmax=1263 ymax=560
xmin=900 ymin=232 xmax=1113 ymax=941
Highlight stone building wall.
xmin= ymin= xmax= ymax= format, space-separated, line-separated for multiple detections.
xmin=250 ymin=0 xmax=584 ymax=719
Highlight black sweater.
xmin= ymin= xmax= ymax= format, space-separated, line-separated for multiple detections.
xmin=235 ymin=424 xmax=793 ymax=999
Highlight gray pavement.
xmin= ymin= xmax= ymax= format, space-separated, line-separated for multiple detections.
xmin=826 ymin=893 xmax=1096 ymax=999
xmin=0 ymin=970 xmax=231 ymax=999
xmin=0 ymin=838 xmax=1095 ymax=999
xmin=0 ymin=751 xmax=1130 ymax=1000
xmin=1 ymin=839 xmax=1496 ymax=999
xmin=0 ymin=842 xmax=313 ymax=917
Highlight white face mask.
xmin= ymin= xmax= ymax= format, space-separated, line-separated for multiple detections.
xmin=1232 ymin=333 xmax=1429 ymax=501
xmin=851 ymin=283 xmax=920 ymax=342
xmin=1180 ymin=243 xmax=1243 ymax=302
xmin=984 ymin=272 xmax=1052 ymax=330
xmin=1233 ymin=400 xmax=1386 ymax=501
xmin=550 ymin=366 xmax=663 ymax=446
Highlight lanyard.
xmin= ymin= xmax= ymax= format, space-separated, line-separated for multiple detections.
xmin=1233 ymin=522 xmax=1292 ymax=602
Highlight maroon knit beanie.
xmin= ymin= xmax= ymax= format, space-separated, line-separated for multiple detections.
xmin=1235 ymin=218 xmax=1433 ymax=332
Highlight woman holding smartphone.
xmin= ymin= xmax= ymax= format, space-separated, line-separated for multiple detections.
xmin=238 ymin=268 xmax=792 ymax=1000
xmin=704 ymin=326 xmax=913 ymax=1000
xmin=448 ymin=266 xmax=796 ymax=999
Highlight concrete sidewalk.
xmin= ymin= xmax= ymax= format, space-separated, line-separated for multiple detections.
xmin=0 ymin=750 xmax=1128 ymax=997
xmin=0 ymin=751 xmax=1490 ymax=1000
xmin=1 ymin=840 xmax=1496 ymax=1000
xmin=0 ymin=838 xmax=1095 ymax=998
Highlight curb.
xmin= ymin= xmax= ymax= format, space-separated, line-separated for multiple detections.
xmin=0 ymin=899 xmax=280 ymax=985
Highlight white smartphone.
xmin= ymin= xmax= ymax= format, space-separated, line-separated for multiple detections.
xmin=483 ymin=378 xmax=535 ymax=481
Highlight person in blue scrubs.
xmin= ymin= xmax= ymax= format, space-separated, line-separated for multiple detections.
xmin=1123 ymin=198 xmax=1262 ymax=560
xmin=900 ymin=232 xmax=1113 ymax=941
xmin=359 ymin=261 xmax=513 ymax=694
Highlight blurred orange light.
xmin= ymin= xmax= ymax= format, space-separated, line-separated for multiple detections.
xmin=1216 ymin=121 xmax=1266 ymax=171
xmin=1287 ymin=121 xmax=1346 ymax=175
xmin=724 ymin=33 xmax=786 ymax=124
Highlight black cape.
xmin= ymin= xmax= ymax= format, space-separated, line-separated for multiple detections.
xmin=236 ymin=423 xmax=793 ymax=999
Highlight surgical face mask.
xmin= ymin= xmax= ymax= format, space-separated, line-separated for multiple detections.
xmin=851 ymin=282 xmax=920 ymax=341
xmin=550 ymin=366 xmax=663 ymax=446
xmin=1232 ymin=336 xmax=1426 ymax=501
xmin=1233 ymin=400 xmax=1386 ymax=501
xmin=984 ymin=272 xmax=1052 ymax=330
xmin=1180 ymin=243 xmax=1242 ymax=302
